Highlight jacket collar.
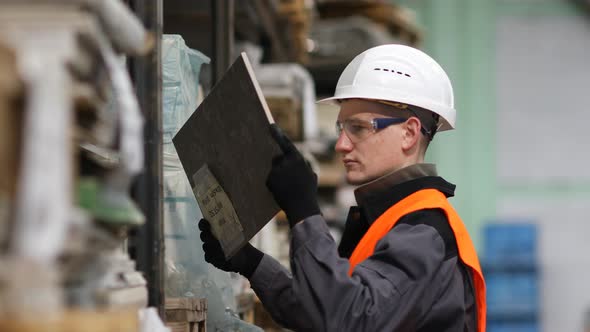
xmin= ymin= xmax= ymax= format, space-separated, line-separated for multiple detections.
xmin=354 ymin=163 xmax=456 ymax=225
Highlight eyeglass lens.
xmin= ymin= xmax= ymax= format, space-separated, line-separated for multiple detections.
xmin=335 ymin=119 xmax=375 ymax=143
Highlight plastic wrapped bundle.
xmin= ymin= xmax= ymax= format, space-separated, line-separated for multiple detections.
xmin=162 ymin=34 xmax=210 ymax=151
xmin=161 ymin=35 xmax=262 ymax=332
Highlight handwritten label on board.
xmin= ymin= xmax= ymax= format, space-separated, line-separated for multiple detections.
xmin=192 ymin=164 xmax=245 ymax=259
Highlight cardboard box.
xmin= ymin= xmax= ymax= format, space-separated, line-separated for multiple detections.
xmin=266 ymin=96 xmax=303 ymax=141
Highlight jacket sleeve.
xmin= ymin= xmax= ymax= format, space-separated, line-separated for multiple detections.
xmin=249 ymin=213 xmax=448 ymax=331
xmin=247 ymin=254 xmax=318 ymax=331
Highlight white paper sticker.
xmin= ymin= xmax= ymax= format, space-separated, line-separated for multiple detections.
xmin=192 ymin=164 xmax=245 ymax=259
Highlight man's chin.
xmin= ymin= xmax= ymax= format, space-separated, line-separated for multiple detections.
xmin=345 ymin=173 xmax=369 ymax=186
xmin=346 ymin=170 xmax=385 ymax=186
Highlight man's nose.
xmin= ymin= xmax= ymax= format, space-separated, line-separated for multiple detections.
xmin=335 ymin=131 xmax=353 ymax=153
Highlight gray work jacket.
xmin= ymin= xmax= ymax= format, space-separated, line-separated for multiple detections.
xmin=249 ymin=164 xmax=477 ymax=331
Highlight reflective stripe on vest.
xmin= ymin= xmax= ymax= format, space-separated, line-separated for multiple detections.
xmin=347 ymin=189 xmax=486 ymax=332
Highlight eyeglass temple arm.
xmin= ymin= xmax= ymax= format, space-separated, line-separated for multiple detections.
xmin=373 ymin=117 xmax=407 ymax=129
xmin=374 ymin=117 xmax=439 ymax=139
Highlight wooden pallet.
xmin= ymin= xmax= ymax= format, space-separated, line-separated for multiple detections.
xmin=165 ymin=297 xmax=207 ymax=332
xmin=0 ymin=310 xmax=138 ymax=332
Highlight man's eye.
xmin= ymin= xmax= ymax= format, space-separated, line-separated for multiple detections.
xmin=348 ymin=124 xmax=368 ymax=135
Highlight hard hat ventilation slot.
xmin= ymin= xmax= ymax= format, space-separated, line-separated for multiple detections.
xmin=373 ymin=68 xmax=411 ymax=78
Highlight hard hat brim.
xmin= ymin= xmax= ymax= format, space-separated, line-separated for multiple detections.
xmin=316 ymin=93 xmax=455 ymax=132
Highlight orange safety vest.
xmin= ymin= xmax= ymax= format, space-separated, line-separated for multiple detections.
xmin=348 ymin=189 xmax=486 ymax=332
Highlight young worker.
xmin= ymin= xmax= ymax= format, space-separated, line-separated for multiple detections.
xmin=199 ymin=44 xmax=486 ymax=331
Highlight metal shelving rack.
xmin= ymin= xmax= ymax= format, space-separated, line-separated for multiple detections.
xmin=126 ymin=0 xmax=238 ymax=317
xmin=127 ymin=0 xmax=165 ymax=315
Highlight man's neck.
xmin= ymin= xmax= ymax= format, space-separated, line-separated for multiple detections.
xmin=356 ymin=163 xmax=438 ymax=197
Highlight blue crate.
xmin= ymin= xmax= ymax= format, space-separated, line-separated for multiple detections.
xmin=487 ymin=321 xmax=539 ymax=332
xmin=486 ymin=272 xmax=539 ymax=320
xmin=484 ymin=223 xmax=538 ymax=270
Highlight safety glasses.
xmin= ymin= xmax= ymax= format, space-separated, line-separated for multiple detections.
xmin=335 ymin=117 xmax=407 ymax=143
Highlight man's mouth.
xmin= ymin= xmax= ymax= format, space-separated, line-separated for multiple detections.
xmin=343 ymin=159 xmax=357 ymax=167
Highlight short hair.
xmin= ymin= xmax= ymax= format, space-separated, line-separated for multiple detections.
xmin=408 ymin=106 xmax=440 ymax=142
xmin=377 ymin=100 xmax=440 ymax=149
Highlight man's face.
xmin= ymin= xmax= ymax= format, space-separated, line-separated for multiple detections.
xmin=335 ymin=99 xmax=412 ymax=185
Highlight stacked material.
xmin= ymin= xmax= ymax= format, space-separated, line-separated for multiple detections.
xmin=165 ymin=298 xmax=207 ymax=332
xmin=256 ymin=63 xmax=318 ymax=141
xmin=0 ymin=0 xmax=153 ymax=325
xmin=309 ymin=15 xmax=399 ymax=61
xmin=315 ymin=0 xmax=421 ymax=47
xmin=275 ymin=0 xmax=314 ymax=64
xmin=306 ymin=0 xmax=421 ymax=95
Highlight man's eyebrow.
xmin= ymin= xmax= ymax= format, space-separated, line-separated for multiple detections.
xmin=344 ymin=113 xmax=375 ymax=120
xmin=338 ymin=116 xmax=370 ymax=123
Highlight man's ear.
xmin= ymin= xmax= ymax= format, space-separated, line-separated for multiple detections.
xmin=401 ymin=117 xmax=421 ymax=152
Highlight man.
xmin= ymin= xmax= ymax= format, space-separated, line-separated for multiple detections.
xmin=199 ymin=45 xmax=486 ymax=331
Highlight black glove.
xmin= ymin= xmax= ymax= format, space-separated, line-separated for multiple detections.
xmin=266 ymin=124 xmax=320 ymax=227
xmin=198 ymin=218 xmax=263 ymax=278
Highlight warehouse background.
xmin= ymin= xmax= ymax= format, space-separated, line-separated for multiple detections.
xmin=1 ymin=0 xmax=589 ymax=331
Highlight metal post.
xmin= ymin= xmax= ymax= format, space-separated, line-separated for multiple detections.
xmin=127 ymin=0 xmax=164 ymax=316
xmin=211 ymin=0 xmax=234 ymax=84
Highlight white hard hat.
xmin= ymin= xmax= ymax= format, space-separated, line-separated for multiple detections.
xmin=319 ymin=44 xmax=456 ymax=131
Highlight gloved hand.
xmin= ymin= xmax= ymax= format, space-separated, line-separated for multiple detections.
xmin=266 ymin=124 xmax=320 ymax=227
xmin=198 ymin=218 xmax=263 ymax=278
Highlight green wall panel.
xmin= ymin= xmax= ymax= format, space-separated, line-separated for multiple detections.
xmin=392 ymin=0 xmax=586 ymax=249
xmin=397 ymin=0 xmax=497 ymax=249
